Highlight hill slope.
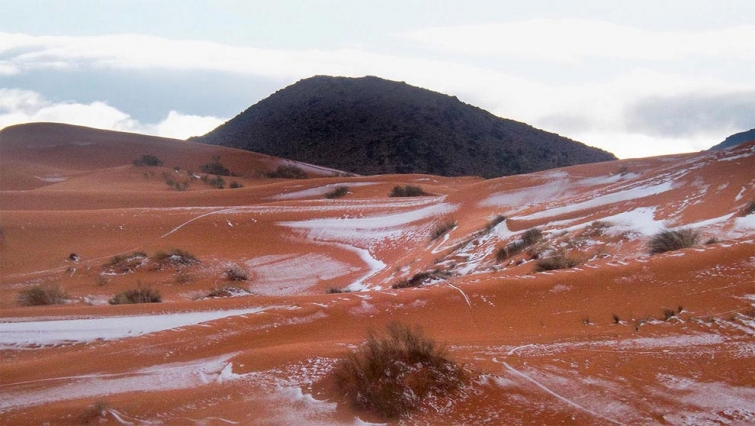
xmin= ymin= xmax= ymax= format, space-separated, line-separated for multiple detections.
xmin=709 ymin=128 xmax=755 ymax=150
xmin=194 ymin=75 xmax=616 ymax=177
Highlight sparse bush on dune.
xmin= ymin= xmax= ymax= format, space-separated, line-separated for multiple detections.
xmin=201 ymin=174 xmax=225 ymax=189
xmin=496 ymin=227 xmax=544 ymax=262
xmin=266 ymin=164 xmax=308 ymax=179
xmin=206 ymin=286 xmax=249 ymax=298
xmin=391 ymin=269 xmax=452 ymax=290
xmin=648 ymin=228 xmax=701 ymax=255
xmin=200 ymin=155 xmax=233 ymax=176
xmin=229 ymin=181 xmax=243 ymax=189
xmin=79 ymin=401 xmax=110 ymax=425
xmin=225 ymin=264 xmax=249 ymax=281
xmin=331 ymin=322 xmax=465 ymax=419
xmin=151 ymin=249 xmax=199 ymax=268
xmin=742 ymin=201 xmax=755 ymax=217
xmin=104 ymin=251 xmax=148 ymax=274
xmin=389 ymin=185 xmax=428 ymax=197
xmin=430 ymin=219 xmax=457 ymax=241
xmin=17 ymin=284 xmax=68 ymax=306
xmin=325 ymin=186 xmax=349 ymax=199
xmin=109 ymin=284 xmax=161 ymax=305
xmin=133 ymin=154 xmax=163 ymax=167
xmin=534 ymin=253 xmax=581 ymax=272
xmin=484 ymin=215 xmax=507 ymax=233
xmin=326 ymin=287 xmax=351 ymax=294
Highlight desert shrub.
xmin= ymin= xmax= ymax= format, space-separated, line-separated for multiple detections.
xmin=391 ymin=270 xmax=451 ymax=290
xmin=229 ymin=181 xmax=243 ymax=189
xmin=325 ymin=186 xmax=349 ymax=199
xmin=225 ymin=264 xmax=249 ymax=281
xmin=496 ymin=227 xmax=544 ymax=262
xmin=534 ymin=254 xmax=581 ymax=272
xmin=17 ymin=284 xmax=67 ymax=306
xmin=133 ymin=154 xmax=163 ymax=167
xmin=648 ymin=228 xmax=701 ymax=255
xmin=103 ymin=251 xmax=148 ymax=274
xmin=705 ymin=238 xmax=719 ymax=245
xmin=206 ymin=286 xmax=249 ymax=298
xmin=331 ymin=322 xmax=465 ymax=419
xmin=200 ymin=156 xmax=233 ymax=176
xmin=201 ymin=174 xmax=225 ymax=189
xmin=266 ymin=165 xmax=308 ymax=179
xmin=174 ymin=269 xmax=192 ymax=284
xmin=430 ymin=219 xmax=457 ymax=241
xmin=79 ymin=401 xmax=110 ymax=425
xmin=151 ymin=249 xmax=198 ymax=268
xmin=166 ymin=179 xmax=189 ymax=191
xmin=484 ymin=215 xmax=507 ymax=232
xmin=742 ymin=201 xmax=755 ymax=217
xmin=326 ymin=287 xmax=351 ymax=294
xmin=521 ymin=227 xmax=544 ymax=246
xmin=109 ymin=285 xmax=161 ymax=304
xmin=389 ymin=185 xmax=427 ymax=197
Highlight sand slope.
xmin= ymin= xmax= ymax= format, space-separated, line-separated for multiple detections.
xmin=1 ymin=123 xmax=754 ymax=425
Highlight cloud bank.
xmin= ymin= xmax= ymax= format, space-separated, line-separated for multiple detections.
xmin=1 ymin=19 xmax=753 ymax=157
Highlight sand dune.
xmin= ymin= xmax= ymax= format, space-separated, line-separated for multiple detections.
xmin=1 ymin=123 xmax=754 ymax=424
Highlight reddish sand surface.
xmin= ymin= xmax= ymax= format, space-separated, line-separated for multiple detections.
xmin=1 ymin=123 xmax=754 ymax=425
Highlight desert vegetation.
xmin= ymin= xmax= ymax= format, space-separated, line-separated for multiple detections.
xmin=17 ymin=284 xmax=68 ymax=306
xmin=742 ymin=201 xmax=755 ymax=216
xmin=389 ymin=185 xmax=428 ymax=197
xmin=201 ymin=174 xmax=226 ymax=189
xmin=200 ymin=156 xmax=233 ymax=176
xmin=132 ymin=154 xmax=163 ymax=167
xmin=150 ymin=249 xmax=199 ymax=269
xmin=430 ymin=219 xmax=456 ymax=241
xmin=483 ymin=215 xmax=507 ymax=233
xmin=205 ymin=286 xmax=249 ymax=298
xmin=225 ymin=264 xmax=249 ymax=281
xmin=392 ymin=269 xmax=451 ymax=289
xmin=330 ymin=322 xmax=465 ymax=419
xmin=648 ymin=228 xmax=701 ymax=254
xmin=534 ymin=253 xmax=581 ymax=272
xmin=496 ymin=227 xmax=543 ymax=261
xmin=109 ymin=285 xmax=162 ymax=305
xmin=266 ymin=165 xmax=308 ymax=179
xmin=325 ymin=186 xmax=349 ymax=199
xmin=326 ymin=287 xmax=351 ymax=294
xmin=103 ymin=251 xmax=148 ymax=274
xmin=229 ymin=180 xmax=244 ymax=189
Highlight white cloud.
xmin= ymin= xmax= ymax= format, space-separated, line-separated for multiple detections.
xmin=401 ymin=20 xmax=755 ymax=62
xmin=1 ymin=26 xmax=753 ymax=158
xmin=0 ymin=89 xmax=225 ymax=139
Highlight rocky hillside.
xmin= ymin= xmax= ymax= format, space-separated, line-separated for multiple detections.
xmin=194 ymin=76 xmax=616 ymax=177
xmin=709 ymin=128 xmax=755 ymax=150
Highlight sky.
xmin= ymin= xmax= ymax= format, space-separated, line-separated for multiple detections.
xmin=1 ymin=0 xmax=754 ymax=159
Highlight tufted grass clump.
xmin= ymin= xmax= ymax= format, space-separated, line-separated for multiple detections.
xmin=325 ymin=186 xmax=349 ymax=199
xmin=331 ymin=322 xmax=465 ymax=419
xmin=389 ymin=185 xmax=428 ymax=197
xmin=17 ymin=284 xmax=67 ymax=306
xmin=648 ymin=228 xmax=701 ymax=255
xmin=109 ymin=285 xmax=161 ymax=304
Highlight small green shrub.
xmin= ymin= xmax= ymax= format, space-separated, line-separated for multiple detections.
xmin=331 ymin=322 xmax=465 ymax=419
xmin=325 ymin=186 xmax=349 ymax=199
xmin=389 ymin=185 xmax=428 ymax=197
xmin=17 ymin=284 xmax=67 ymax=306
xmin=534 ymin=254 xmax=581 ymax=272
xmin=133 ymin=154 xmax=163 ymax=167
xmin=201 ymin=175 xmax=225 ymax=189
xmin=266 ymin=165 xmax=308 ymax=179
xmin=430 ymin=219 xmax=456 ymax=241
xmin=648 ymin=228 xmax=701 ymax=255
xmin=109 ymin=285 xmax=162 ymax=304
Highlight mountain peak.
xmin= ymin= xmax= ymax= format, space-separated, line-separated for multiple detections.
xmin=195 ymin=75 xmax=616 ymax=177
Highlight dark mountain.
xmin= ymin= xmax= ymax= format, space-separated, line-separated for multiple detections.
xmin=194 ymin=76 xmax=616 ymax=177
xmin=709 ymin=128 xmax=755 ymax=151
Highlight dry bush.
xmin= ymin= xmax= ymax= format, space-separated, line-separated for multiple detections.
xmin=225 ymin=264 xmax=249 ymax=281
xmin=534 ymin=254 xmax=581 ymax=272
xmin=79 ymin=401 xmax=110 ymax=425
xmin=389 ymin=185 xmax=427 ymax=197
xmin=17 ymin=284 xmax=67 ymax=306
xmin=331 ymin=322 xmax=465 ymax=419
xmin=391 ymin=270 xmax=451 ymax=290
xmin=430 ymin=219 xmax=456 ymax=241
xmin=326 ymin=287 xmax=351 ymax=294
xmin=206 ymin=286 xmax=249 ymax=298
xmin=648 ymin=228 xmax=701 ymax=255
xmin=742 ymin=201 xmax=755 ymax=217
xmin=151 ymin=249 xmax=199 ymax=269
xmin=496 ymin=227 xmax=544 ymax=262
xmin=521 ymin=227 xmax=544 ymax=246
xmin=109 ymin=285 xmax=161 ymax=304
xmin=266 ymin=165 xmax=308 ymax=179
xmin=484 ymin=215 xmax=507 ymax=233
xmin=133 ymin=154 xmax=163 ymax=167
xmin=325 ymin=186 xmax=349 ymax=199
xmin=104 ymin=251 xmax=148 ymax=274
